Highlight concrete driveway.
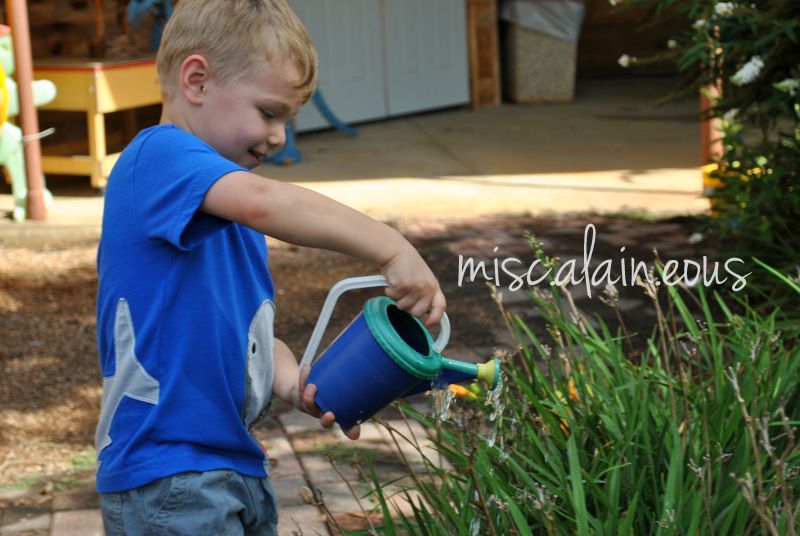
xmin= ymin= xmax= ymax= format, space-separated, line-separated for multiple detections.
xmin=0 ymin=75 xmax=708 ymax=234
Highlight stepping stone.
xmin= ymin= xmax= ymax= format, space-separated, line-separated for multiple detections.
xmin=264 ymin=435 xmax=304 ymax=479
xmin=278 ymin=409 xmax=324 ymax=435
xmin=52 ymin=488 xmax=99 ymax=512
xmin=0 ymin=504 xmax=51 ymax=534
xmin=50 ymin=510 xmax=103 ymax=536
xmin=277 ymin=505 xmax=327 ymax=536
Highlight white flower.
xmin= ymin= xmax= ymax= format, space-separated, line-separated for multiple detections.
xmin=618 ymin=54 xmax=636 ymax=68
xmin=693 ymin=19 xmax=707 ymax=29
xmin=774 ymin=78 xmax=800 ymax=96
xmin=688 ymin=233 xmax=704 ymax=245
xmin=667 ymin=39 xmax=678 ymax=49
xmin=609 ymin=0 xmax=623 ymax=5
xmin=730 ymin=56 xmax=765 ymax=86
xmin=723 ymin=108 xmax=739 ymax=123
xmin=714 ymin=2 xmax=736 ymax=16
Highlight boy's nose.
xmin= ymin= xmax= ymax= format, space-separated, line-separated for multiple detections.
xmin=267 ymin=124 xmax=286 ymax=150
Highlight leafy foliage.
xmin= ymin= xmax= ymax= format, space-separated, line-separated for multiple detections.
xmin=634 ymin=0 xmax=800 ymax=303
xmin=363 ymin=274 xmax=799 ymax=535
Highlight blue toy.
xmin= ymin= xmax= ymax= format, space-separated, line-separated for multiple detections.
xmin=263 ymin=91 xmax=358 ymax=165
xmin=127 ymin=0 xmax=174 ymax=52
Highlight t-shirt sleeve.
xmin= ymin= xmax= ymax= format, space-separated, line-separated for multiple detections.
xmin=131 ymin=127 xmax=248 ymax=250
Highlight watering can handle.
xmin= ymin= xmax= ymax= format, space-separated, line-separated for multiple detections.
xmin=299 ymin=275 xmax=450 ymax=370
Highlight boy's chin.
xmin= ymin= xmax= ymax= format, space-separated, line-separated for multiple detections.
xmin=244 ymin=154 xmax=262 ymax=170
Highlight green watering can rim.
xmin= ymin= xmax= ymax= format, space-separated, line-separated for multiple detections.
xmin=363 ymin=296 xmax=441 ymax=380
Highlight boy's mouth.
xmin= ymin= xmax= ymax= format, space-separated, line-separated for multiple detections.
xmin=248 ymin=150 xmax=265 ymax=168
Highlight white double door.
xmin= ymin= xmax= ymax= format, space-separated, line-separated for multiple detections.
xmin=289 ymin=0 xmax=470 ymax=132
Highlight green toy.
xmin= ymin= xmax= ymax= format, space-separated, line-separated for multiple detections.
xmin=0 ymin=24 xmax=56 ymax=221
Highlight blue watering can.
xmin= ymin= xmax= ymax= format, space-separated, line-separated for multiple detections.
xmin=300 ymin=276 xmax=500 ymax=429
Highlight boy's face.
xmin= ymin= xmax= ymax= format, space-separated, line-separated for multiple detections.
xmin=194 ymin=60 xmax=304 ymax=169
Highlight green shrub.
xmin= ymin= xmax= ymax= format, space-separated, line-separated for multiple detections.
xmin=362 ymin=272 xmax=799 ymax=535
xmin=628 ymin=0 xmax=800 ymax=306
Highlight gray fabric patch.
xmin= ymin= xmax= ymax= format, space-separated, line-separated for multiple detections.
xmin=242 ymin=301 xmax=275 ymax=426
xmin=95 ymin=298 xmax=160 ymax=452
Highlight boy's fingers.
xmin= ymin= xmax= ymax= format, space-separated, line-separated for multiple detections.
xmin=407 ymin=295 xmax=434 ymax=319
xmin=423 ymin=291 xmax=447 ymax=327
xmin=301 ymin=384 xmax=322 ymax=417
xmin=316 ymin=410 xmax=360 ymax=439
xmin=392 ymin=294 xmax=419 ymax=312
xmin=389 ymin=289 xmax=446 ymax=327
xmin=343 ymin=424 xmax=361 ymax=440
xmin=320 ymin=411 xmax=336 ymax=429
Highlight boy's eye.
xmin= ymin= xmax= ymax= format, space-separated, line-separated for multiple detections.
xmin=260 ymin=108 xmax=275 ymax=120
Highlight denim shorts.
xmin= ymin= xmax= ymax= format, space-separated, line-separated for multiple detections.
xmin=100 ymin=470 xmax=279 ymax=536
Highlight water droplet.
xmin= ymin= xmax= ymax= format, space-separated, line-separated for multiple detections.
xmin=469 ymin=518 xmax=481 ymax=536
xmin=431 ymin=384 xmax=455 ymax=422
xmin=487 ymin=370 xmax=505 ymax=422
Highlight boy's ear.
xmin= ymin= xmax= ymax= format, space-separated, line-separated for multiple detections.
xmin=179 ymin=54 xmax=212 ymax=104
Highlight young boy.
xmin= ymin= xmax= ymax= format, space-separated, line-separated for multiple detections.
xmin=94 ymin=0 xmax=446 ymax=533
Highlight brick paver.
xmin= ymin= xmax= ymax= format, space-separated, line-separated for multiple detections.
xmin=50 ymin=510 xmax=103 ymax=536
xmin=0 ymin=505 xmax=50 ymax=534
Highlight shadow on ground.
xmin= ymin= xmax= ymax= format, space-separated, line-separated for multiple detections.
xmin=0 ymin=213 xmax=714 ymax=485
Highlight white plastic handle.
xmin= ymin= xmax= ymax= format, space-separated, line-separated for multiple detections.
xmin=298 ymin=275 xmax=450 ymax=370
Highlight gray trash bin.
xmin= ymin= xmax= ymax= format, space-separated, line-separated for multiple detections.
xmin=500 ymin=0 xmax=585 ymax=103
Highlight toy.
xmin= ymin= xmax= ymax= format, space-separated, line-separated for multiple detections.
xmin=300 ymin=276 xmax=501 ymax=429
xmin=0 ymin=25 xmax=56 ymax=221
xmin=127 ymin=0 xmax=174 ymax=52
xmin=263 ymin=91 xmax=358 ymax=165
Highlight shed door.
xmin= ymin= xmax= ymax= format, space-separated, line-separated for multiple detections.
xmin=290 ymin=0 xmax=470 ymax=131
xmin=383 ymin=0 xmax=470 ymax=116
xmin=290 ymin=0 xmax=386 ymax=131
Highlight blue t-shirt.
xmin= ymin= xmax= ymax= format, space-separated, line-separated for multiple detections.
xmin=95 ymin=124 xmax=276 ymax=493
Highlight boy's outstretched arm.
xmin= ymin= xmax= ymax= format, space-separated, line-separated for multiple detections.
xmin=202 ymin=171 xmax=446 ymax=326
xmin=272 ymin=337 xmax=361 ymax=440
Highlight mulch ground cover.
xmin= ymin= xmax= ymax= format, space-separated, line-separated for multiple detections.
xmin=0 ymin=213 xmax=712 ymax=489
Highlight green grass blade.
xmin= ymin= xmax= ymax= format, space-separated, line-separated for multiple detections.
xmin=567 ymin=433 xmax=590 ymax=536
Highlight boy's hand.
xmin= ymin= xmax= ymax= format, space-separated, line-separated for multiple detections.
xmin=382 ymin=243 xmax=446 ymax=327
xmin=296 ymin=366 xmax=361 ymax=440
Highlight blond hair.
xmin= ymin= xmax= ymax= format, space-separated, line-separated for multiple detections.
xmin=156 ymin=0 xmax=317 ymax=102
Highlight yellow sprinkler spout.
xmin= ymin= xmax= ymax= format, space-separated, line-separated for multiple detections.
xmin=476 ymin=358 xmax=500 ymax=390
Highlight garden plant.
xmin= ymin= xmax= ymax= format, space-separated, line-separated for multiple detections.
xmin=628 ymin=0 xmax=799 ymax=306
xmin=357 ymin=254 xmax=799 ymax=535
xmin=343 ymin=3 xmax=800 ymax=530
xmin=343 ymin=3 xmax=800 ymax=531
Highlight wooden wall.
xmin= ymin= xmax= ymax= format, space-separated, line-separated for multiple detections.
xmin=577 ymin=0 xmax=687 ymax=76
xmin=11 ymin=1 xmax=686 ymax=74
xmin=3 ymin=0 xmax=153 ymax=59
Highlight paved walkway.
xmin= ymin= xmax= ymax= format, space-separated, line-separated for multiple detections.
xmin=0 ymin=76 xmax=712 ymax=534
xmin=0 ymin=401 xmax=437 ymax=536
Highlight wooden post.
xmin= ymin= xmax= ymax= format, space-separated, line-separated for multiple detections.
xmin=92 ymin=0 xmax=107 ymax=57
xmin=6 ymin=0 xmax=46 ymax=220
xmin=701 ymin=25 xmax=724 ymax=165
xmin=700 ymin=83 xmax=724 ymax=164
xmin=466 ymin=0 xmax=501 ymax=109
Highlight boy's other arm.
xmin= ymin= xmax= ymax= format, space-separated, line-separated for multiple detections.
xmin=201 ymin=171 xmax=445 ymax=325
xmin=272 ymin=337 xmax=361 ymax=440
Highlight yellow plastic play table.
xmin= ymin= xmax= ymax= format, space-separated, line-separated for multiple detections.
xmin=33 ymin=57 xmax=161 ymax=189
